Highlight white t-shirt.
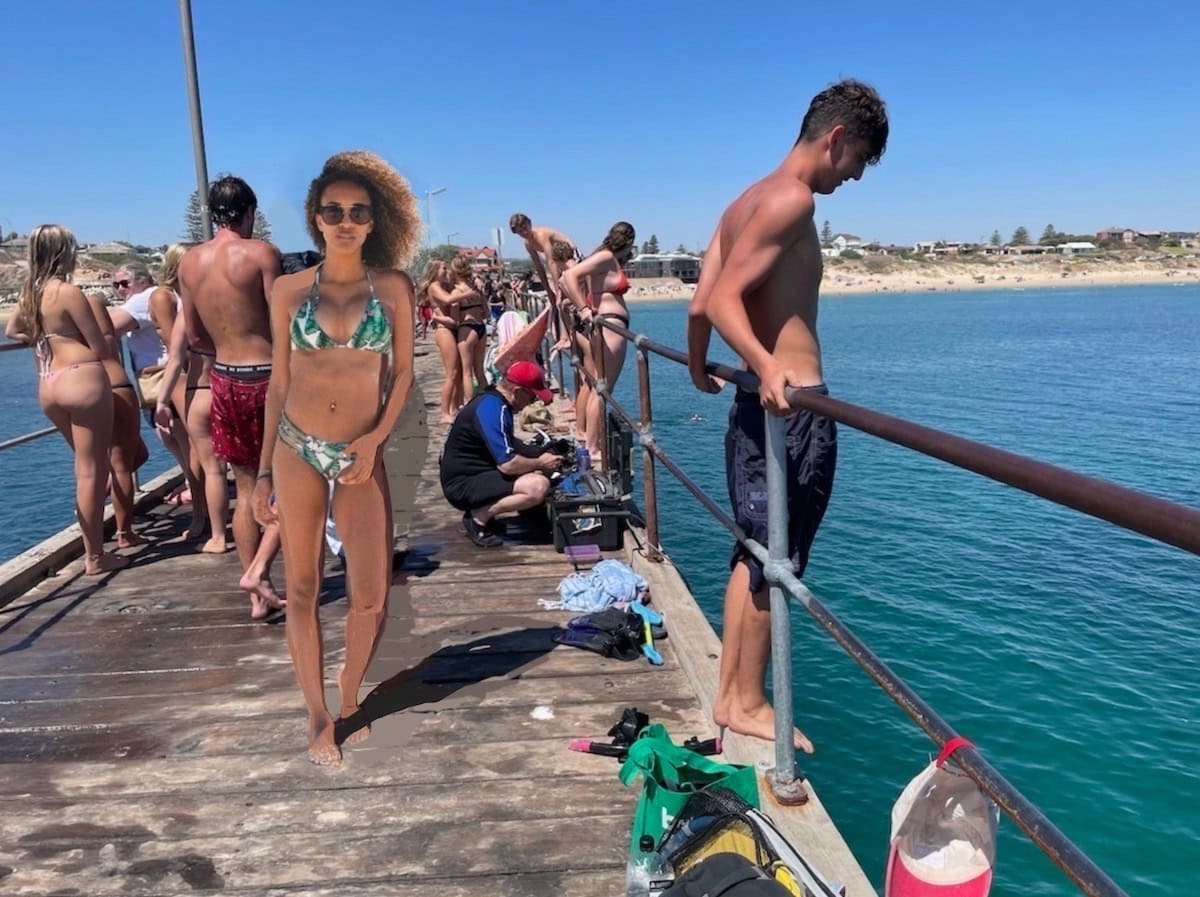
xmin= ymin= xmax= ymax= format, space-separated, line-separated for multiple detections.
xmin=121 ymin=287 xmax=172 ymax=371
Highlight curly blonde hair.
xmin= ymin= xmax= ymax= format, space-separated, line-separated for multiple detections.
xmin=304 ymin=151 xmax=422 ymax=269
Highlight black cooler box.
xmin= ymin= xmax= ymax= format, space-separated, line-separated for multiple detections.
xmin=549 ymin=469 xmax=628 ymax=552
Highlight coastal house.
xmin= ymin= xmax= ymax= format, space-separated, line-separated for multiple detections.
xmin=1004 ymin=244 xmax=1052 ymax=255
xmin=1097 ymin=227 xmax=1135 ymax=244
xmin=624 ymin=252 xmax=701 ymax=283
xmin=456 ymin=245 xmax=500 ymax=274
xmin=0 ymin=236 xmax=30 ymax=253
xmin=1055 ymin=241 xmax=1097 ymax=255
xmin=82 ymin=241 xmax=135 ymax=257
xmin=832 ymin=233 xmax=863 ymax=252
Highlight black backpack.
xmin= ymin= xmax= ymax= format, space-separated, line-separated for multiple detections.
xmin=663 ymin=853 xmax=792 ymax=896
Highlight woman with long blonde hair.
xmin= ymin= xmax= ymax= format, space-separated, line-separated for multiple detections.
xmin=154 ymin=243 xmax=230 ymax=553
xmin=417 ymin=259 xmax=462 ymax=422
xmin=4 ymin=225 xmax=128 ymax=574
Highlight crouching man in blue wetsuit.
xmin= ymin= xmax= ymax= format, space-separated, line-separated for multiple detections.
xmin=439 ymin=360 xmax=563 ymax=547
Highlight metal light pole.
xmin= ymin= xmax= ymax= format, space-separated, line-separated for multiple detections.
xmin=423 ymin=187 xmax=446 ymax=247
xmin=446 ymin=231 xmax=460 ymax=249
xmin=178 ymin=0 xmax=212 ymax=240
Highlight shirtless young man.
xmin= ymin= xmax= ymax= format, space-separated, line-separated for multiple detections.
xmin=177 ymin=175 xmax=286 ymax=618
xmin=509 ymin=212 xmax=576 ymax=343
xmin=686 ymin=80 xmax=888 ymax=750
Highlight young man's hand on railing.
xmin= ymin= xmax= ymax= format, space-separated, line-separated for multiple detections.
xmin=758 ymin=361 xmax=803 ymax=416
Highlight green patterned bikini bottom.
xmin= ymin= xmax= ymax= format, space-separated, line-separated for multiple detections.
xmin=278 ymin=412 xmax=355 ymax=481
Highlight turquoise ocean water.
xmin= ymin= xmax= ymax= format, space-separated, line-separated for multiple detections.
xmin=2 ymin=284 xmax=1197 ymax=893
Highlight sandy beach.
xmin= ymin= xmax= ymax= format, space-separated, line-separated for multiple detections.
xmin=624 ymin=254 xmax=1200 ymax=302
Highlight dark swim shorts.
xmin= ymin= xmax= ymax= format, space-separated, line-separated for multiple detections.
xmin=726 ymin=385 xmax=837 ymax=593
xmin=210 ymin=363 xmax=271 ymax=469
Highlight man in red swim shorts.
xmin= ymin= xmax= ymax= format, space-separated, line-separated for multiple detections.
xmin=178 ymin=175 xmax=286 ymax=619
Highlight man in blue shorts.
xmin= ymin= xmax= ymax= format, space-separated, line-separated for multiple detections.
xmin=439 ymin=361 xmax=563 ymax=547
xmin=687 ymin=80 xmax=888 ymax=750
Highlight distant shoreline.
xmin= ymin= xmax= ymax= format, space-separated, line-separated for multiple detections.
xmin=3 ymin=264 xmax=1196 ymax=330
xmin=623 ymin=262 xmax=1200 ymax=302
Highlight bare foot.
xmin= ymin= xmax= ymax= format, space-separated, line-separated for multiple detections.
xmin=241 ymin=573 xmax=286 ymax=620
xmin=720 ymin=703 xmax=814 ymax=753
xmin=116 ymin=530 xmax=146 ymax=549
xmin=200 ymin=536 xmax=230 ymax=554
xmin=336 ymin=664 xmax=369 ymax=744
xmin=338 ymin=706 xmax=371 ymax=746
xmin=307 ymin=717 xmax=342 ymax=767
xmin=84 ymin=552 xmax=130 ymax=576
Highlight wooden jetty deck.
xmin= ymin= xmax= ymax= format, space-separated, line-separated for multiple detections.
xmin=0 ymin=341 xmax=877 ymax=896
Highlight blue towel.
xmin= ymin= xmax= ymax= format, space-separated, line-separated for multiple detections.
xmin=541 ymin=559 xmax=649 ymax=611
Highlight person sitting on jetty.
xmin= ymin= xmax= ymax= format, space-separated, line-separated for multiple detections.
xmin=439 ymin=360 xmax=562 ymax=548
xmin=5 ymin=225 xmax=128 ymax=575
xmin=177 ymin=175 xmax=285 ymax=617
xmin=252 ymin=150 xmax=417 ymax=767
xmin=686 ymin=79 xmax=889 ymax=750
xmin=560 ymin=221 xmax=637 ymax=466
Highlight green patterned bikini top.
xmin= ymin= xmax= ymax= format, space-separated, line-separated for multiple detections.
xmin=290 ymin=264 xmax=392 ymax=354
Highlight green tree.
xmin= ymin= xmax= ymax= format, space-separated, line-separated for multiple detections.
xmin=645 ymin=234 xmax=659 ymax=254
xmin=1011 ymin=226 xmax=1030 ymax=245
xmin=5 ymin=231 xmax=16 ymax=241
xmin=430 ymin=243 xmax=458 ymax=261
xmin=183 ymin=190 xmax=206 ymax=242
xmin=1039 ymin=224 xmax=1059 ymax=245
xmin=675 ymin=243 xmax=687 ymax=254
xmin=821 ymin=220 xmax=833 ymax=245
xmin=253 ymin=208 xmax=272 ymax=242
xmin=990 ymin=230 xmax=1002 ymax=246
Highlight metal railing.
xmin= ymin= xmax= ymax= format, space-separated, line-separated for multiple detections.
xmin=547 ymin=306 xmax=1200 ymax=897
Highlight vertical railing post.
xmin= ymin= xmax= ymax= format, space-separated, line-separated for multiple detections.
xmin=591 ymin=320 xmax=609 ymax=471
xmin=764 ymin=411 xmax=806 ymax=803
xmin=636 ymin=345 xmax=663 ymax=561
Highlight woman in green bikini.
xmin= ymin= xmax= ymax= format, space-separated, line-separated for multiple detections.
xmin=252 ymin=151 xmax=419 ymax=767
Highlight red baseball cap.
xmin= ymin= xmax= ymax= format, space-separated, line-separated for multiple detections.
xmin=505 ymin=360 xmax=553 ymax=403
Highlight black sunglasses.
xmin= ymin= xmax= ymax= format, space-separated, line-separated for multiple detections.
xmin=318 ymin=203 xmax=373 ymax=226
xmin=112 ymin=279 xmax=131 ymax=289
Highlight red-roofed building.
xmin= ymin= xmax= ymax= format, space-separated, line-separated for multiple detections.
xmin=457 ymin=245 xmax=501 ymax=274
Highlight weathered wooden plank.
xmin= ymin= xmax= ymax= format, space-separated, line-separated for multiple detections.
xmin=0 ymin=697 xmax=711 ymax=764
xmin=0 ymin=666 xmax=695 ymax=730
xmin=1 ymin=775 xmax=632 ymax=841
xmin=0 ymin=816 xmax=631 ymax=895
xmin=0 ymin=738 xmax=656 ymax=799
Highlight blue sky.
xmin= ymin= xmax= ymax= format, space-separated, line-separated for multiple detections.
xmin=2 ymin=0 xmax=1196 ymax=255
